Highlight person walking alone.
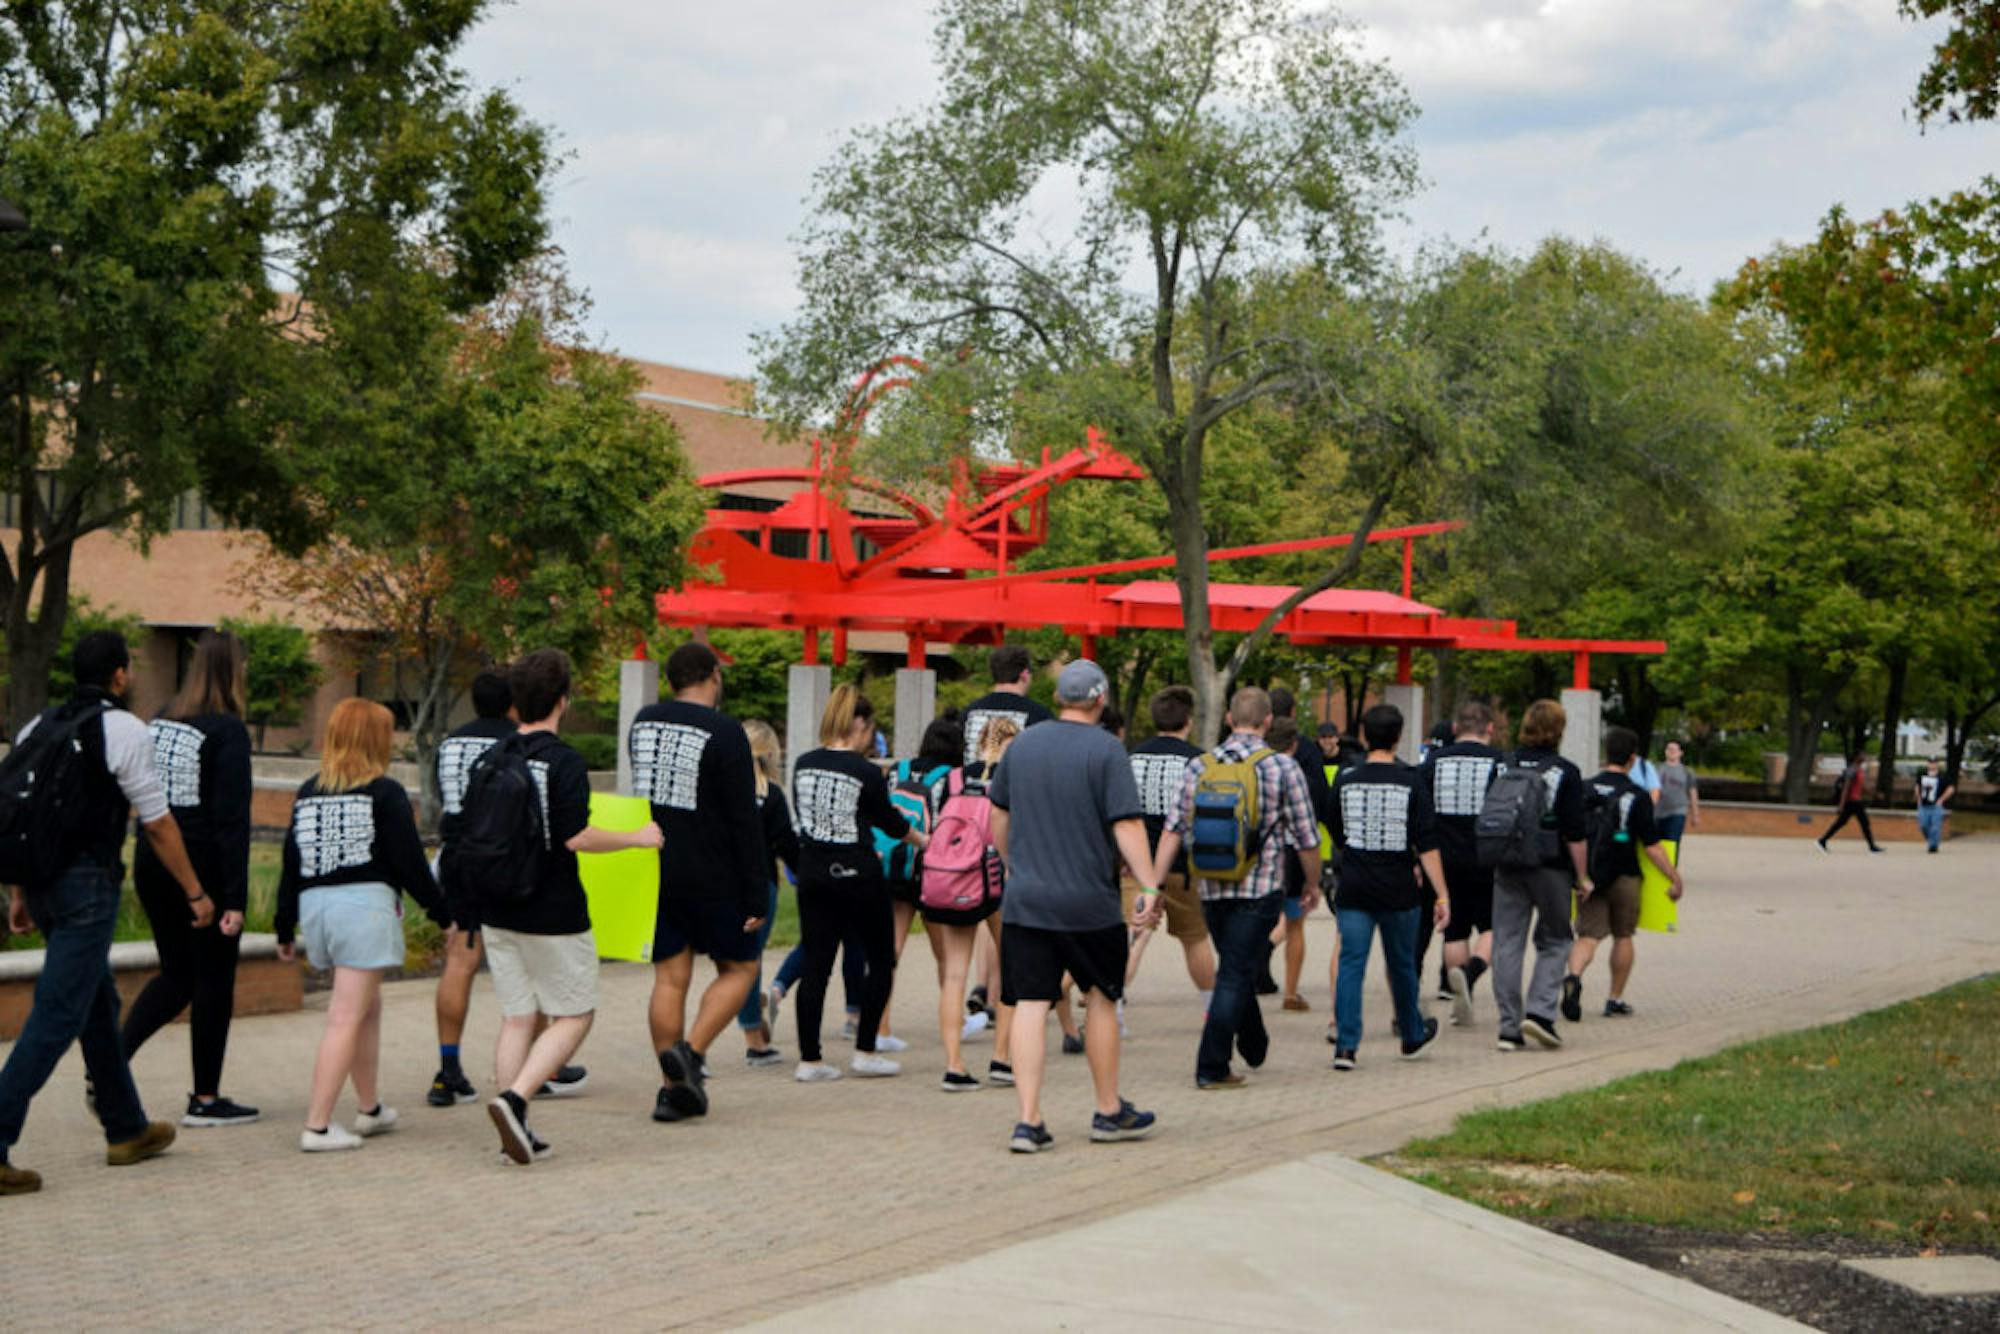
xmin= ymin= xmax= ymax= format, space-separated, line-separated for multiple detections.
xmin=120 ymin=629 xmax=258 ymax=1127
xmin=1916 ymin=757 xmax=1954 ymax=854
xmin=1817 ymin=753 xmax=1883 ymax=853
xmin=1 ymin=631 xmax=205 ymax=1195
xmin=790 ymin=686 xmax=926 ymax=1082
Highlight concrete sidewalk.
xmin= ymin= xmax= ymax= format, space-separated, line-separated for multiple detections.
xmin=754 ymin=1153 xmax=1803 ymax=1332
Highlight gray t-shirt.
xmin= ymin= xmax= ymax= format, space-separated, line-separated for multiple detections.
xmin=1656 ymin=761 xmax=1695 ymax=818
xmin=988 ymin=719 xmax=1143 ymax=932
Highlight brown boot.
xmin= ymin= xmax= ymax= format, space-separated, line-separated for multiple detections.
xmin=106 ymin=1121 xmax=176 ymax=1167
xmin=0 ymin=1160 xmax=41 ymax=1195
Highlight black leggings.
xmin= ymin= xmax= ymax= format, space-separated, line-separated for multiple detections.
xmin=1820 ymin=802 xmax=1879 ymax=850
xmin=794 ymin=879 xmax=896 ymax=1062
xmin=122 ymin=856 xmax=242 ymax=1097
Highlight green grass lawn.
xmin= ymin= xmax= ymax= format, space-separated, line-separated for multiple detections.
xmin=1392 ymin=975 xmax=2000 ymax=1251
xmin=3 ymin=841 xmax=810 ymax=960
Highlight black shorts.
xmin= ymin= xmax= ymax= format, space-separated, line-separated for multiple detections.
xmin=1440 ymin=860 xmax=1494 ymax=942
xmin=1000 ymin=922 xmax=1127 ymax=1004
xmin=653 ymin=891 xmax=760 ymax=965
xmin=887 ymin=876 xmax=922 ymax=907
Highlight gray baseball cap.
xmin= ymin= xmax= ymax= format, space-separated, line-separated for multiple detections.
xmin=1055 ymin=658 xmax=1109 ymax=705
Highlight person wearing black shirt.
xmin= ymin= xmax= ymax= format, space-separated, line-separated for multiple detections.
xmin=961 ymin=643 xmax=1054 ymax=765
xmin=1419 ymin=701 xmax=1506 ymax=1029
xmin=1489 ymin=699 xmax=1591 ymax=1052
xmin=1121 ymin=687 xmax=1216 ymax=1010
xmin=1915 ymin=757 xmax=1955 ymax=854
xmin=1 ymin=631 xmax=208 ymax=1196
xmin=1816 ymin=753 xmax=1884 ymax=853
xmin=121 ymin=630 xmax=258 ymax=1128
xmin=276 ymin=698 xmax=451 ymax=1153
xmin=791 ymin=685 xmax=926 ymax=1082
xmin=427 ymin=670 xmax=519 ymax=1107
xmin=485 ymin=650 xmax=662 ymax=1167
xmin=1324 ymin=705 xmax=1449 ymax=1070
xmin=1564 ymin=727 xmax=1685 ymax=1022
xmin=630 ymin=642 xmax=768 ymax=1125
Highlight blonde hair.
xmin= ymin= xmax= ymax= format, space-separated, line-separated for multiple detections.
xmin=818 ymin=683 xmax=874 ymax=748
xmin=978 ymin=716 xmax=1021 ymax=765
xmin=1518 ymin=698 xmax=1567 ymax=750
xmin=743 ymin=718 xmax=782 ymax=799
xmin=317 ymin=698 xmax=394 ymax=794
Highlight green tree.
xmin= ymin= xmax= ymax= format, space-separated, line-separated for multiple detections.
xmin=0 ymin=1 xmax=552 ymax=732
xmin=219 ymin=617 xmax=323 ymax=751
xmin=250 ymin=308 xmax=705 ymax=824
xmin=756 ymin=0 xmax=1429 ymax=738
xmin=44 ymin=597 xmax=143 ymax=703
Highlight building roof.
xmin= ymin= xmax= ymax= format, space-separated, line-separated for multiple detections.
xmin=626 ymin=359 xmax=809 ymax=502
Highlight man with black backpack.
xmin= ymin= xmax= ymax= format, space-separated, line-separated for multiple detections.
xmin=1 ymin=631 xmax=207 ymax=1195
xmin=1153 ymin=687 xmax=1321 ymax=1091
xmin=471 ymin=649 xmax=663 ymax=1166
xmin=1420 ymin=701 xmax=1506 ymax=1027
xmin=1563 ymin=726 xmax=1685 ymax=1022
xmin=1481 ymin=698 xmax=1591 ymax=1052
xmin=628 ymin=642 xmax=768 ymax=1125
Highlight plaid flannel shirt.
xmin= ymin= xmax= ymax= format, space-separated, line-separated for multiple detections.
xmin=1166 ymin=732 xmax=1319 ymax=901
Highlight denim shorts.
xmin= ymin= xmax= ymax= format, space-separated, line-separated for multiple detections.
xmin=300 ymin=883 xmax=405 ymax=971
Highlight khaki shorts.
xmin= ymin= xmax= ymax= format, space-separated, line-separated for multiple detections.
xmin=484 ymin=927 xmax=600 ymax=1018
xmin=1576 ymin=875 xmax=1641 ymax=940
xmin=1121 ymin=871 xmax=1208 ymax=944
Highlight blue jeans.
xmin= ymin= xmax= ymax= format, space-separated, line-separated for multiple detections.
xmin=0 ymin=866 xmax=149 ymax=1153
xmin=1333 ymin=905 xmax=1425 ymax=1054
xmin=737 ymin=883 xmax=780 ymax=1031
xmin=774 ymin=920 xmax=865 ymax=1017
xmin=1917 ymin=805 xmax=1945 ymax=851
xmin=1196 ymin=894 xmax=1282 ymax=1082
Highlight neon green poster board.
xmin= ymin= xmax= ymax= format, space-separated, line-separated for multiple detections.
xmin=1637 ymin=838 xmax=1680 ymax=934
xmin=581 ymin=793 xmax=658 ymax=962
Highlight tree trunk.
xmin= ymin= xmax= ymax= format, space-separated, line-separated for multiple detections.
xmin=406 ymin=635 xmax=460 ymax=838
xmin=1166 ymin=484 xmax=1225 ymax=746
xmin=4 ymin=542 xmax=72 ymax=736
xmin=1782 ymin=667 xmax=1851 ymax=804
xmin=1119 ymin=644 xmax=1155 ymax=734
xmin=1873 ymin=654 xmax=1907 ymax=803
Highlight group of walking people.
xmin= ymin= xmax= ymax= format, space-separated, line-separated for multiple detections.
xmin=0 ymin=630 xmax=1722 ymax=1189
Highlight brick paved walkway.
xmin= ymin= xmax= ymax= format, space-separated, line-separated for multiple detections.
xmin=2 ymin=836 xmax=1993 ymax=1330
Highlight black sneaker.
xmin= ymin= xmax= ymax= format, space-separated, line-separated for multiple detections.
xmin=745 ymin=1047 xmax=785 ymax=1068
xmin=1400 ymin=1017 xmax=1440 ymax=1060
xmin=428 ymin=1068 xmax=477 ymax=1107
xmin=488 ymin=1092 xmax=532 ymax=1165
xmin=182 ymin=1094 xmax=260 ymax=1127
xmin=968 ymin=984 xmax=990 ymax=1017
xmin=1602 ymin=998 xmax=1634 ymax=1017
xmin=1522 ymin=1014 xmax=1563 ymax=1048
xmin=1061 ymin=1033 xmax=1085 ymax=1056
xmin=651 ymin=1087 xmax=685 ymax=1123
xmin=941 ymin=1070 xmax=981 ymax=1092
xmin=660 ymin=1041 xmax=708 ymax=1117
xmin=1331 ymin=1048 xmax=1357 ymax=1071
xmin=987 ymin=1060 xmax=1015 ymax=1086
xmin=535 ymin=1065 xmax=588 ymax=1099
xmin=1009 ymin=1121 xmax=1054 ymax=1154
xmin=527 ymin=1131 xmax=553 ymax=1163
xmin=1090 ymin=1099 xmax=1156 ymax=1142
xmin=1560 ymin=975 xmax=1583 ymax=1024
xmin=1496 ymin=1032 xmax=1526 ymax=1053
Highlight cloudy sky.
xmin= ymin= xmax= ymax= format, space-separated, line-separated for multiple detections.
xmin=459 ymin=0 xmax=2000 ymax=375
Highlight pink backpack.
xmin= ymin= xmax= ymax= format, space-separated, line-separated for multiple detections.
xmin=920 ymin=769 xmax=1002 ymax=914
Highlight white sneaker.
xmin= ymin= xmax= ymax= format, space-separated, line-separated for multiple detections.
xmin=850 ymin=1052 xmax=902 ymax=1078
xmin=353 ymin=1105 xmax=399 ymax=1137
xmin=794 ymin=1061 xmax=844 ymax=1083
xmin=961 ymin=1011 xmax=991 ymax=1041
xmin=300 ymin=1123 xmax=363 ymax=1153
xmin=874 ymin=1034 xmax=910 ymax=1053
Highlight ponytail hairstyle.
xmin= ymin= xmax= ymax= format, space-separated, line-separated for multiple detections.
xmin=818 ymin=683 xmax=875 ymax=748
xmin=742 ymin=718 xmax=782 ymax=799
xmin=978 ymin=715 xmax=1021 ymax=766
xmin=166 ymin=628 xmax=248 ymax=721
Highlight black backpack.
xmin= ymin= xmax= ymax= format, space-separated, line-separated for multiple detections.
xmin=1475 ymin=763 xmax=1556 ymax=870
xmin=0 ymin=703 xmax=102 ymax=889
xmin=1585 ymin=783 xmax=1634 ymax=885
xmin=441 ymin=733 xmax=548 ymax=905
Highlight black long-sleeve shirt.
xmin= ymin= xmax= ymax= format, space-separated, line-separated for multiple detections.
xmin=275 ymin=775 xmax=447 ymax=945
xmin=136 ymin=712 xmax=253 ymax=912
xmin=629 ymin=699 xmax=768 ymax=921
xmin=790 ymin=746 xmax=908 ymax=887
xmin=760 ymin=784 xmax=799 ymax=880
